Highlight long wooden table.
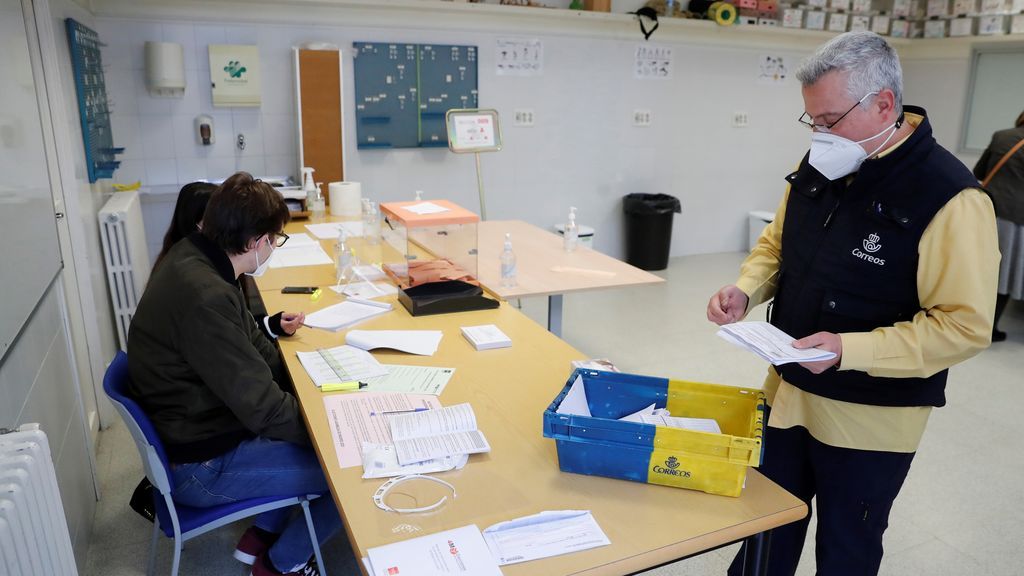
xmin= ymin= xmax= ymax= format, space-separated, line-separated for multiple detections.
xmin=259 ymin=257 xmax=805 ymax=575
xmin=475 ymin=220 xmax=664 ymax=337
xmin=258 ymin=218 xmax=663 ymax=337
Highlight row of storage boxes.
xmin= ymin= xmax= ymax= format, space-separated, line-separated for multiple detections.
xmin=789 ymin=0 xmax=1024 ymax=16
xmin=771 ymin=9 xmax=1024 ymax=34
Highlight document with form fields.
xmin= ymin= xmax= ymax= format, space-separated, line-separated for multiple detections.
xmin=295 ymin=345 xmax=388 ymax=387
xmin=717 ymin=321 xmax=837 ymax=365
xmin=483 ymin=510 xmax=611 ymax=565
xmin=386 ymin=403 xmax=491 ymax=465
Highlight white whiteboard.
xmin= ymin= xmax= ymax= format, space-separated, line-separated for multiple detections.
xmin=961 ymin=46 xmax=1024 ymax=152
xmin=0 ymin=0 xmax=62 ymax=360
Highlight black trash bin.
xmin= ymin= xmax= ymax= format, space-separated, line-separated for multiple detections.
xmin=623 ymin=193 xmax=681 ymax=271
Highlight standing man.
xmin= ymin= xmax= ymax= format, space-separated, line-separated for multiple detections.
xmin=707 ymin=32 xmax=998 ymax=576
xmin=973 ymin=110 xmax=1024 ymax=342
xmin=128 ymin=172 xmax=339 ymax=576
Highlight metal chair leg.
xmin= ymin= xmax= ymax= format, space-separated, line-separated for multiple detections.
xmin=301 ymin=497 xmax=325 ymax=576
xmin=147 ymin=517 xmax=160 ymax=576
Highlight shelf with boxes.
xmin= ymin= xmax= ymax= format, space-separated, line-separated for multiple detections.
xmin=770 ymin=0 xmax=1024 ymax=36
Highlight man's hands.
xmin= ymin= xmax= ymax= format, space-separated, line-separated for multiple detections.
xmin=707 ymin=285 xmax=749 ymax=325
xmin=279 ymin=312 xmax=306 ymax=335
xmin=793 ymin=331 xmax=842 ymax=373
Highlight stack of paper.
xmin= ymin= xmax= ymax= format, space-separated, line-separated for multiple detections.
xmin=267 ymin=232 xmax=333 ymax=268
xmin=295 ymin=345 xmax=389 ymax=387
xmin=402 ymin=201 xmax=450 ymax=215
xmin=346 ymin=330 xmax=443 ymax=356
xmin=717 ymin=321 xmax=837 ymax=365
xmin=461 ymin=324 xmax=512 ymax=350
xmin=365 ymin=525 xmax=501 ymax=576
xmin=386 ymin=403 xmax=491 ymax=465
xmin=303 ymin=299 xmax=392 ymax=331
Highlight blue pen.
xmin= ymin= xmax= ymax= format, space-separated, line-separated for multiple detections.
xmin=370 ymin=408 xmax=430 ymax=416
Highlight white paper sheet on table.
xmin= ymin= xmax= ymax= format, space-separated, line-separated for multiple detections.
xmin=346 ymin=329 xmax=443 ymax=356
xmin=328 ymin=281 xmax=397 ymax=300
xmin=303 ymin=300 xmax=392 ymax=331
xmin=360 ymin=441 xmax=468 ymax=478
xmin=387 ymin=402 xmax=490 ymax=465
xmin=365 ymin=524 xmax=501 ymax=576
xmin=295 ymin=345 xmax=389 ymax=387
xmin=322 ymin=391 xmax=441 ymax=468
xmin=716 ymin=321 xmax=837 ymax=365
xmin=267 ymin=243 xmax=333 ymax=268
xmin=482 ymin=510 xmax=611 ymax=566
xmin=363 ymin=364 xmax=454 ymax=395
xmin=402 ymin=201 xmax=450 ymax=215
xmin=305 ymin=221 xmax=363 ymax=239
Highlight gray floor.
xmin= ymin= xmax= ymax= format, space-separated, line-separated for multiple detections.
xmin=85 ymin=252 xmax=1024 ymax=576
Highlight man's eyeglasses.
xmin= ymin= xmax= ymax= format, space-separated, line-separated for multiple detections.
xmin=798 ymin=91 xmax=878 ymax=132
xmin=271 ymin=232 xmax=289 ymax=248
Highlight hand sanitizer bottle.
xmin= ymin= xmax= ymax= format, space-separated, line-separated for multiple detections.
xmin=335 ymin=229 xmax=353 ymax=285
xmin=500 ymin=233 xmax=517 ymax=288
xmin=302 ymin=167 xmax=317 ymax=209
xmin=414 ymin=190 xmax=423 ymax=201
xmin=563 ymin=206 xmax=579 ymax=253
xmin=311 ymin=187 xmax=326 ymax=222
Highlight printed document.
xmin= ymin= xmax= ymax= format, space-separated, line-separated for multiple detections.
xmin=363 ymin=365 xmax=455 ymax=395
xmin=717 ymin=321 xmax=837 ymax=365
xmin=322 ymin=392 xmax=441 ymax=468
xmin=346 ymin=330 xmax=443 ymax=356
xmin=387 ymin=403 xmax=490 ymax=465
xmin=365 ymin=524 xmax=501 ymax=576
xmin=267 ymin=239 xmax=333 ymax=268
xmin=295 ymin=345 xmax=389 ymax=387
xmin=483 ymin=510 xmax=611 ymax=566
xmin=303 ymin=300 xmax=392 ymax=331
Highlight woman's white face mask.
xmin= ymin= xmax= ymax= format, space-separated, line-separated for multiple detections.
xmin=245 ymin=236 xmax=273 ymax=278
xmin=808 ymin=121 xmax=900 ymax=181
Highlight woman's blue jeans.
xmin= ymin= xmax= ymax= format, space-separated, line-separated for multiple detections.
xmin=170 ymin=436 xmax=342 ymax=571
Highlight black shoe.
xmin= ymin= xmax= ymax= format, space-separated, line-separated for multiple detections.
xmin=129 ymin=478 xmax=155 ymax=522
xmin=992 ymin=329 xmax=1007 ymax=342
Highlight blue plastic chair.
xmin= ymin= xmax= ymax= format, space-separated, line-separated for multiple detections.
xmin=102 ymin=351 xmax=326 ymax=576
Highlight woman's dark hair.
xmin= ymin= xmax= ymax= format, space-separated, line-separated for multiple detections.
xmin=1016 ymin=109 xmax=1024 ymax=128
xmin=201 ymin=172 xmax=290 ymax=255
xmin=153 ymin=182 xmax=216 ymax=270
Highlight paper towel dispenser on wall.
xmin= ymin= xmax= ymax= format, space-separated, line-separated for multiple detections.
xmin=144 ymin=41 xmax=186 ymax=97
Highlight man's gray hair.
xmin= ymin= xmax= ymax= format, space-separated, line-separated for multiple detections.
xmin=796 ymin=31 xmax=903 ymax=114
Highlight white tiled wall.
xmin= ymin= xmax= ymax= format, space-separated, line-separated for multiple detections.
xmin=97 ymin=20 xmax=298 ymax=188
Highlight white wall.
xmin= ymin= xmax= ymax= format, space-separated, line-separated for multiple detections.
xmin=95 ymin=7 xmax=827 ymax=259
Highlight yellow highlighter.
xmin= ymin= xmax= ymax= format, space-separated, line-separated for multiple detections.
xmin=321 ymin=381 xmax=367 ymax=392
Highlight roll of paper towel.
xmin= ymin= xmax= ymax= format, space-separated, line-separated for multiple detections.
xmin=329 ymin=181 xmax=362 ymax=217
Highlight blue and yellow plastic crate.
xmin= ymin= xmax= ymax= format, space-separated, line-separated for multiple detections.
xmin=542 ymin=369 xmax=765 ymax=497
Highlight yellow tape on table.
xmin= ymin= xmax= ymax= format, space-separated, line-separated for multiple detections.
xmin=709 ymin=1 xmax=737 ymax=25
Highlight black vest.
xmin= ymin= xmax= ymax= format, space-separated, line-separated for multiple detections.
xmin=770 ymin=107 xmax=978 ymax=408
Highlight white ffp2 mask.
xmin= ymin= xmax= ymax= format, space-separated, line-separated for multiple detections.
xmin=245 ymin=237 xmax=272 ymax=278
xmin=808 ymin=122 xmax=899 ymax=181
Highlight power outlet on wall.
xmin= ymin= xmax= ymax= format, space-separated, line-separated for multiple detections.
xmin=513 ymin=109 xmax=535 ymax=127
xmin=633 ymin=109 xmax=652 ymax=127
xmin=732 ymin=111 xmax=749 ymax=128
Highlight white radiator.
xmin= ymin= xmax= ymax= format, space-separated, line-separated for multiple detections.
xmin=99 ymin=191 xmax=152 ymax=351
xmin=0 ymin=424 xmax=78 ymax=576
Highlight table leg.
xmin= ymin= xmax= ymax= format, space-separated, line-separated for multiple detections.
xmin=547 ymin=294 xmax=563 ymax=337
xmin=742 ymin=530 xmax=772 ymax=576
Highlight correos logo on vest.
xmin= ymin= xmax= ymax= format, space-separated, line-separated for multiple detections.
xmin=852 ymin=232 xmax=885 ymax=265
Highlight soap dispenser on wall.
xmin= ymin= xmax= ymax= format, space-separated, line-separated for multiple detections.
xmin=195 ymin=115 xmax=214 ymax=146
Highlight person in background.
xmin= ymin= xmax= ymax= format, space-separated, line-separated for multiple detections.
xmin=707 ymin=31 xmax=998 ymax=576
xmin=973 ymin=110 xmax=1024 ymax=342
xmin=128 ymin=172 xmax=340 ymax=576
xmin=154 ymin=181 xmax=305 ymax=338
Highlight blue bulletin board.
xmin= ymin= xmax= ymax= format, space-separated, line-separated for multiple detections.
xmin=353 ymin=42 xmax=478 ymax=149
